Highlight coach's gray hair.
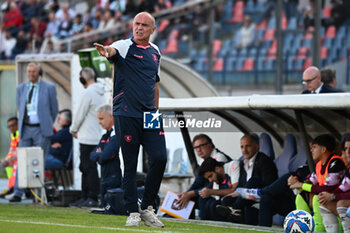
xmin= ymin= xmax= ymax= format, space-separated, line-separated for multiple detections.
xmin=81 ymin=67 xmax=96 ymax=81
xmin=97 ymin=104 xmax=112 ymax=115
xmin=59 ymin=109 xmax=71 ymax=125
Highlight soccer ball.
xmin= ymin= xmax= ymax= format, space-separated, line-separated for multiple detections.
xmin=283 ymin=210 xmax=315 ymax=233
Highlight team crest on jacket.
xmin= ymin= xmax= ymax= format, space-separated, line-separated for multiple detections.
xmin=124 ymin=135 xmax=132 ymax=142
xmin=152 ymin=54 xmax=158 ymax=63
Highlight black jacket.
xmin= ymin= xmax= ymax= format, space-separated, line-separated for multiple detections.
xmin=302 ymin=84 xmax=343 ymax=94
xmin=238 ymin=152 xmax=278 ymax=188
xmin=49 ymin=125 xmax=72 ymax=163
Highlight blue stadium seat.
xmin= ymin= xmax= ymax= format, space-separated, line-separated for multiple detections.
xmin=294 ymin=58 xmax=305 ymax=71
xmin=239 ymin=48 xmax=248 ymax=57
xmin=287 ymin=17 xmax=297 ymax=30
xmin=244 ymin=0 xmax=255 ymax=14
xmin=302 ymin=38 xmax=312 ymax=48
xmin=265 ymin=59 xmax=275 ymax=71
xmin=225 ymin=57 xmax=237 ymax=72
xmin=259 ymin=133 xmax=275 ymax=160
xmin=235 ymin=57 xmax=245 ymax=71
xmin=248 ymin=48 xmax=257 ymax=58
xmin=323 ymin=38 xmax=333 ymax=48
xmin=223 ymin=1 xmax=234 ymax=22
xmin=288 ymin=138 xmax=309 ymax=172
xmin=257 ymin=29 xmax=266 ymax=41
xmin=334 ymin=36 xmax=344 ymax=50
xmin=337 ymin=25 xmax=346 ymax=38
xmin=267 ymin=17 xmax=276 ymax=29
xmin=287 ymin=56 xmax=294 ymax=71
xmin=256 ymin=57 xmax=265 ymax=71
xmin=274 ymin=134 xmax=297 ymax=177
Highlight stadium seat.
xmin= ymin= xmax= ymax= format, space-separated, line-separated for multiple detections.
xmin=295 ymin=47 xmax=309 ymax=59
xmin=213 ymin=39 xmax=222 ymax=57
xmin=240 ymin=58 xmax=254 ymax=71
xmin=302 ymin=38 xmax=312 ymax=48
xmin=267 ymin=17 xmax=276 ymax=29
xmin=274 ymin=134 xmax=297 ymax=177
xmin=213 ymin=58 xmax=224 ymax=71
xmin=325 ymin=26 xmax=336 ymax=38
xmin=158 ymin=20 xmax=170 ymax=33
xmin=320 ymin=47 xmax=328 ymax=59
xmin=256 ymin=56 xmax=265 ymax=71
xmin=235 ymin=57 xmax=245 ymax=71
xmin=282 ymin=13 xmax=287 ymax=29
xmin=248 ymin=48 xmax=257 ymax=57
xmin=169 ymin=29 xmax=180 ymax=40
xmin=323 ymin=7 xmax=331 ymax=19
xmin=294 ymin=58 xmax=305 ymax=72
xmin=225 ymin=57 xmax=237 ymax=72
xmin=257 ymin=29 xmax=266 ymax=41
xmin=244 ymin=0 xmax=255 ymax=14
xmin=229 ymin=1 xmax=245 ymax=23
xmin=162 ymin=40 xmax=178 ymax=54
xmin=322 ymin=38 xmax=333 ymax=48
xmin=259 ymin=133 xmax=275 ymax=160
xmin=287 ymin=17 xmax=297 ymax=30
xmin=264 ymin=58 xmax=275 ymax=71
xmin=288 ymin=138 xmax=309 ymax=172
xmin=239 ymin=47 xmax=248 ymax=57
xmin=263 ymin=29 xmax=276 ymax=41
xmin=267 ymin=40 xmax=277 ymax=59
xmin=303 ymin=58 xmax=312 ymax=70
xmin=223 ymin=1 xmax=233 ymax=22
xmin=257 ymin=19 xmax=267 ymax=30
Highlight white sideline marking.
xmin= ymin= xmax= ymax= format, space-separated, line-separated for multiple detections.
xmin=0 ymin=218 xmax=176 ymax=233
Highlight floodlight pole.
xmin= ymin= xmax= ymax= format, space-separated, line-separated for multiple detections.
xmin=208 ymin=0 xmax=215 ymax=83
xmin=275 ymin=0 xmax=283 ymax=94
xmin=312 ymin=0 xmax=321 ymax=67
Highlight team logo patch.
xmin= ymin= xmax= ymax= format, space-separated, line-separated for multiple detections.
xmin=124 ymin=135 xmax=132 ymax=142
xmin=143 ymin=110 xmax=161 ymax=129
xmin=152 ymin=54 xmax=158 ymax=63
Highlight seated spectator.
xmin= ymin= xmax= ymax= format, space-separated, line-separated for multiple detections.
xmin=236 ymin=15 xmax=257 ymax=49
xmin=2 ymin=2 xmax=23 ymax=32
xmin=196 ymin=157 xmax=239 ymax=221
xmin=90 ymin=104 xmax=122 ymax=209
xmin=69 ymin=14 xmax=85 ymax=36
xmin=288 ymin=134 xmax=346 ymax=232
xmin=176 ymin=134 xmax=232 ymax=218
xmin=328 ymin=0 xmax=346 ymax=28
xmin=55 ymin=3 xmax=75 ymax=23
xmin=123 ymin=0 xmax=138 ymax=20
xmin=215 ymin=134 xmax=278 ymax=225
xmin=302 ymin=66 xmax=343 ymax=94
xmin=318 ymin=135 xmax=350 ymax=232
xmin=90 ymin=9 xmax=103 ymax=29
xmin=56 ymin=12 xmax=72 ymax=39
xmin=12 ymin=30 xmax=27 ymax=59
xmin=1 ymin=30 xmax=16 ymax=60
xmin=154 ymin=0 xmax=168 ymax=13
xmin=45 ymin=109 xmax=73 ymax=170
xmin=29 ymin=17 xmax=47 ymax=38
xmin=97 ymin=10 xmax=115 ymax=31
xmin=0 ymin=117 xmax=19 ymax=198
xmin=42 ymin=39 xmax=58 ymax=54
xmin=44 ymin=11 xmax=60 ymax=38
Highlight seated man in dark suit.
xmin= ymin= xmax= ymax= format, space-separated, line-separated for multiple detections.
xmin=90 ymin=104 xmax=122 ymax=209
xmin=45 ymin=109 xmax=72 ymax=169
xmin=301 ymin=66 xmax=343 ymax=94
xmin=216 ymin=134 xmax=278 ymax=225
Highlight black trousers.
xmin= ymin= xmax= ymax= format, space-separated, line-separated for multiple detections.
xmin=79 ymin=143 xmax=99 ymax=200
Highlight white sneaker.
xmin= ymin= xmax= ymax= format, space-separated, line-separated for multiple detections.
xmin=5 ymin=193 xmax=15 ymax=200
xmin=139 ymin=206 xmax=164 ymax=228
xmin=125 ymin=213 xmax=141 ymax=227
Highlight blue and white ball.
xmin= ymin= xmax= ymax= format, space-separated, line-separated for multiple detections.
xmin=283 ymin=210 xmax=315 ymax=233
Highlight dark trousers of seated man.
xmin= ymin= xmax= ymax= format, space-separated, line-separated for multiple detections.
xmin=198 ymin=196 xmax=228 ymax=221
xmin=79 ymin=144 xmax=99 ymax=201
xmin=222 ymin=175 xmax=295 ymax=226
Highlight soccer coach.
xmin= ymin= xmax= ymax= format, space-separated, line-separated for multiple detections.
xmin=94 ymin=12 xmax=167 ymax=228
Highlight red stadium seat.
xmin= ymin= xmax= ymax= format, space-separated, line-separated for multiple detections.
xmin=325 ymin=26 xmax=336 ymax=38
xmin=303 ymin=58 xmax=312 ymax=70
xmin=323 ymin=7 xmax=331 ymax=18
xmin=263 ymin=29 xmax=276 ymax=41
xmin=169 ymin=29 xmax=180 ymax=40
xmin=257 ymin=19 xmax=267 ymax=30
xmin=282 ymin=13 xmax=287 ymax=29
xmin=241 ymin=58 xmax=255 ymax=71
xmin=229 ymin=1 xmax=244 ymax=23
xmin=320 ymin=47 xmax=328 ymax=58
xmin=213 ymin=58 xmax=224 ymax=71
xmin=295 ymin=47 xmax=309 ymax=59
xmin=162 ymin=40 xmax=178 ymax=54
xmin=212 ymin=40 xmax=222 ymax=57
xmin=158 ymin=20 xmax=170 ymax=33
xmin=267 ymin=40 xmax=277 ymax=58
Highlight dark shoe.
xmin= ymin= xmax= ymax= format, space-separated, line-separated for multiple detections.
xmin=9 ymin=195 xmax=22 ymax=203
xmin=69 ymin=198 xmax=86 ymax=208
xmin=216 ymin=205 xmax=243 ymax=223
xmin=0 ymin=188 xmax=13 ymax=198
xmin=81 ymin=198 xmax=99 ymax=208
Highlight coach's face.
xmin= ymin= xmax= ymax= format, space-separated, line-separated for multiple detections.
xmin=133 ymin=13 xmax=156 ymax=45
xmin=27 ymin=64 xmax=40 ymax=84
xmin=240 ymin=136 xmax=258 ymax=160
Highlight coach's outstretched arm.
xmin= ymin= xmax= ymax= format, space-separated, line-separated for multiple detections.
xmin=93 ymin=43 xmax=116 ymax=58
